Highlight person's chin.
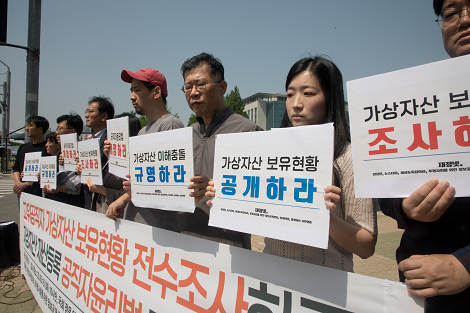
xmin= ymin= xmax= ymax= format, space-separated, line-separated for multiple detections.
xmin=455 ymin=45 xmax=470 ymax=58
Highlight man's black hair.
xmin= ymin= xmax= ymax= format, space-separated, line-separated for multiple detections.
xmin=88 ymin=95 xmax=115 ymax=119
xmin=434 ymin=0 xmax=445 ymax=16
xmin=180 ymin=52 xmax=225 ymax=81
xmin=26 ymin=116 xmax=49 ymax=134
xmin=57 ymin=113 xmax=84 ymax=136
xmin=143 ymin=81 xmax=167 ymax=104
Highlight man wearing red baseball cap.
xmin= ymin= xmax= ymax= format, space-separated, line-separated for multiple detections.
xmin=120 ymin=68 xmax=183 ymax=133
xmin=105 ymin=68 xmax=184 ymax=229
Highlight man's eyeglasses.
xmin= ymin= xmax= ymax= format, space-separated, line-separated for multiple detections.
xmin=436 ymin=7 xmax=470 ymax=30
xmin=56 ymin=127 xmax=73 ymax=132
xmin=181 ymin=80 xmax=221 ymax=94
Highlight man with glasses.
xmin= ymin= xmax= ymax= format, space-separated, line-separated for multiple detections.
xmin=56 ymin=113 xmax=83 ymax=142
xmin=178 ymin=52 xmax=262 ymax=248
xmin=106 ymin=68 xmax=184 ymax=227
xmin=48 ymin=113 xmax=84 ymax=207
xmin=380 ymin=1 xmax=470 ymax=311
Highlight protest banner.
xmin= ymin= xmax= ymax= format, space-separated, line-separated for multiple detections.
xmin=348 ymin=54 xmax=470 ymax=198
xmin=60 ymin=133 xmax=79 ymax=172
xmin=209 ymin=124 xmax=333 ymax=249
xmin=78 ymin=138 xmax=103 ymax=185
xmin=107 ymin=116 xmax=130 ymax=179
xmin=40 ymin=156 xmax=57 ymax=189
xmin=20 ymin=193 xmax=424 ymax=313
xmin=130 ymin=127 xmax=194 ymax=212
xmin=22 ymin=152 xmax=42 ymax=182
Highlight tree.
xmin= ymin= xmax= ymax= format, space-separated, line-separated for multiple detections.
xmin=224 ymin=86 xmax=248 ymax=118
xmin=187 ymin=114 xmax=198 ymax=126
xmin=121 ymin=111 xmax=149 ymax=128
xmin=167 ymin=105 xmax=180 ymax=119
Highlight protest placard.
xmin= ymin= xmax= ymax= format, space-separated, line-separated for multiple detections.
xmin=130 ymin=127 xmax=194 ymax=212
xmin=22 ymin=152 xmax=41 ymax=182
xmin=40 ymin=156 xmax=57 ymax=189
xmin=348 ymin=54 xmax=470 ymax=198
xmin=107 ymin=116 xmax=130 ymax=179
xmin=20 ymin=193 xmax=424 ymax=313
xmin=78 ymin=138 xmax=103 ymax=185
xmin=59 ymin=133 xmax=78 ymax=172
xmin=209 ymin=124 xmax=333 ymax=249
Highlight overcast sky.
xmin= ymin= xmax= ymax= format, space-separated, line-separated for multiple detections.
xmin=0 ymin=0 xmax=449 ymax=132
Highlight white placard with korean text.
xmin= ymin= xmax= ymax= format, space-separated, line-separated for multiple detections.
xmin=20 ymin=193 xmax=423 ymax=313
xmin=22 ymin=152 xmax=41 ymax=182
xmin=59 ymin=133 xmax=78 ymax=172
xmin=78 ymin=138 xmax=103 ymax=185
xmin=348 ymin=54 xmax=470 ymax=198
xmin=40 ymin=156 xmax=57 ymax=189
xmin=130 ymin=127 xmax=194 ymax=212
xmin=209 ymin=124 xmax=334 ymax=249
xmin=107 ymin=116 xmax=130 ymax=179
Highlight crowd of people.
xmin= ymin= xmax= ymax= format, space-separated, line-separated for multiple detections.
xmin=11 ymin=1 xmax=470 ymax=311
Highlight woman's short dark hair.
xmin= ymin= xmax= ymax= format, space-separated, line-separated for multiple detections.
xmin=434 ymin=0 xmax=444 ymax=16
xmin=88 ymin=95 xmax=115 ymax=119
xmin=180 ymin=52 xmax=225 ymax=81
xmin=115 ymin=113 xmax=142 ymax=137
xmin=56 ymin=113 xmax=84 ymax=136
xmin=26 ymin=116 xmax=49 ymax=134
xmin=46 ymin=132 xmax=58 ymax=144
xmin=281 ymin=56 xmax=350 ymax=187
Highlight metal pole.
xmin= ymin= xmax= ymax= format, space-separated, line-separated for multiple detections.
xmin=24 ymin=0 xmax=41 ymax=143
xmin=1 ymin=82 xmax=4 ymax=173
xmin=1 ymin=82 xmax=5 ymax=146
xmin=5 ymin=67 xmax=10 ymax=171
xmin=0 ymin=58 xmax=10 ymax=173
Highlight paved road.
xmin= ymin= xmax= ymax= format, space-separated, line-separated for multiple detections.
xmin=0 ymin=176 xmax=20 ymax=225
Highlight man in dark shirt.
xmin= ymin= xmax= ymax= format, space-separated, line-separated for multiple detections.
xmin=380 ymin=1 xmax=470 ymax=311
xmin=12 ymin=116 xmax=49 ymax=198
xmin=83 ymin=96 xmax=115 ymax=210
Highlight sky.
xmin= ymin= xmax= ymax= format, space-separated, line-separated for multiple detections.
xmin=0 ymin=0 xmax=449 ymax=132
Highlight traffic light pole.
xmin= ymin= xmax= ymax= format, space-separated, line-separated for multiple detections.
xmin=0 ymin=59 xmax=10 ymax=172
xmin=24 ymin=0 xmax=41 ymax=143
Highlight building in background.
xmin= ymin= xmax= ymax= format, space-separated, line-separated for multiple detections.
xmin=243 ymin=92 xmax=287 ymax=130
xmin=243 ymin=92 xmax=349 ymax=130
xmin=80 ymin=125 xmax=92 ymax=141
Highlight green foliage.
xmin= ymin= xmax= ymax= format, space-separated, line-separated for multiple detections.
xmin=138 ymin=115 xmax=149 ymax=128
xmin=167 ymin=105 xmax=180 ymax=119
xmin=121 ymin=111 xmax=149 ymax=128
xmin=187 ymin=114 xmax=198 ymax=126
xmin=224 ymin=86 xmax=248 ymax=118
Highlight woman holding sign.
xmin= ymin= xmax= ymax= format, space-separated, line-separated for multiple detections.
xmin=42 ymin=133 xmax=82 ymax=206
xmin=207 ymin=56 xmax=378 ymax=272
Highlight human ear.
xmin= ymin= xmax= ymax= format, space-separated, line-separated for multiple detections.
xmin=153 ymin=86 xmax=162 ymax=100
xmin=220 ymin=80 xmax=227 ymax=96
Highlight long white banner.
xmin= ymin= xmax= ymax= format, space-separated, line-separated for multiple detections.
xmin=20 ymin=193 xmax=424 ymax=313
